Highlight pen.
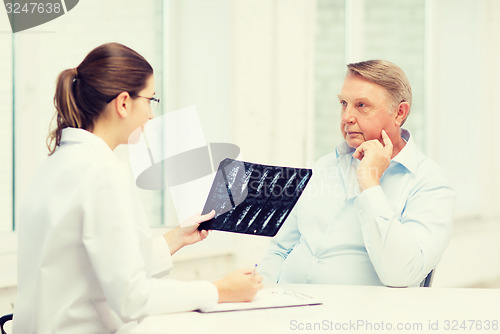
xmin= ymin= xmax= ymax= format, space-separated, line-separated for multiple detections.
xmin=252 ymin=264 xmax=258 ymax=276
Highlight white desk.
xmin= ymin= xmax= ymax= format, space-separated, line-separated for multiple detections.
xmin=132 ymin=284 xmax=500 ymax=334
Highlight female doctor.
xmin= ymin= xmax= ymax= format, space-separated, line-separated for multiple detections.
xmin=13 ymin=42 xmax=262 ymax=334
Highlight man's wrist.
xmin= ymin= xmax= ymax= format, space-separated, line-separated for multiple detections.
xmin=358 ymin=178 xmax=380 ymax=192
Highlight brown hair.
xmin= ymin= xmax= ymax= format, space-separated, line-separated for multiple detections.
xmin=346 ymin=60 xmax=412 ymax=125
xmin=48 ymin=42 xmax=154 ymax=155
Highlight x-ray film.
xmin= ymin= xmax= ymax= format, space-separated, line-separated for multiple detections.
xmin=198 ymin=159 xmax=312 ymax=237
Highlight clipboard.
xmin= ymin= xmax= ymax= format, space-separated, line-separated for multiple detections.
xmin=198 ymin=158 xmax=312 ymax=237
xmin=197 ymin=288 xmax=322 ymax=313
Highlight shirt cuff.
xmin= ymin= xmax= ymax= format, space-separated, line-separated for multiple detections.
xmin=179 ymin=280 xmax=219 ymax=310
xmin=354 ymin=185 xmax=394 ymax=226
xmin=149 ymin=236 xmax=173 ymax=277
xmin=203 ymin=282 xmax=219 ymax=307
xmin=146 ymin=279 xmax=219 ymax=314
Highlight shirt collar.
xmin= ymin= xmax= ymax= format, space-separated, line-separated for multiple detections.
xmin=59 ymin=128 xmax=112 ymax=153
xmin=335 ymin=141 xmax=355 ymax=158
xmin=391 ymin=129 xmax=419 ymax=174
xmin=335 ymin=128 xmax=419 ymax=174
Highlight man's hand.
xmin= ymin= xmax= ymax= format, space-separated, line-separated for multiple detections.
xmin=163 ymin=210 xmax=215 ymax=255
xmin=352 ymin=130 xmax=393 ymax=191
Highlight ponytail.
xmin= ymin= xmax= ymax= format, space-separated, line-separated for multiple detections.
xmin=46 ymin=43 xmax=154 ymax=155
xmin=47 ymin=68 xmax=81 ymax=155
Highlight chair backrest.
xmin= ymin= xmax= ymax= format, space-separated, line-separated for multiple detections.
xmin=0 ymin=314 xmax=13 ymax=334
xmin=420 ymin=269 xmax=435 ymax=287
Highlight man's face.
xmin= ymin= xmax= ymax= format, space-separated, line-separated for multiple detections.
xmin=338 ymin=74 xmax=397 ymax=149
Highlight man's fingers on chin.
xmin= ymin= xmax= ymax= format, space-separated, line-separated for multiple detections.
xmin=381 ymin=130 xmax=393 ymax=146
xmin=384 ymin=141 xmax=393 ymax=154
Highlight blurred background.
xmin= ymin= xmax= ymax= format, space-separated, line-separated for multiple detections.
xmin=1 ymin=0 xmax=500 ymax=316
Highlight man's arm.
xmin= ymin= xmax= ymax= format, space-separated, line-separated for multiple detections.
xmin=353 ymin=130 xmax=455 ymax=286
xmin=355 ymin=180 xmax=455 ymax=287
xmin=258 ymin=208 xmax=301 ymax=283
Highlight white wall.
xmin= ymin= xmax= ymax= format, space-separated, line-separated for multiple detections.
xmin=479 ymin=0 xmax=500 ymax=220
xmin=434 ymin=220 xmax=500 ymax=287
xmin=0 ymin=30 xmax=12 ymax=235
xmin=426 ymin=0 xmax=500 ymax=286
xmin=426 ymin=0 xmax=483 ymax=217
xmin=166 ymin=0 xmax=233 ymax=144
xmin=232 ymin=0 xmax=315 ymax=167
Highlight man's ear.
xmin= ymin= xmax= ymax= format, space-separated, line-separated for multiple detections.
xmin=395 ymin=102 xmax=410 ymax=126
xmin=113 ymin=91 xmax=131 ymax=119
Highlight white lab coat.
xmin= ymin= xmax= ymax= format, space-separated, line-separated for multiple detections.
xmin=13 ymin=128 xmax=218 ymax=334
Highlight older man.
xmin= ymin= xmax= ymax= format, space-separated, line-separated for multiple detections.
xmin=259 ymin=60 xmax=455 ymax=287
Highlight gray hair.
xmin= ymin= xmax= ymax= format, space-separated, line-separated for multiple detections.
xmin=347 ymin=60 xmax=412 ymax=125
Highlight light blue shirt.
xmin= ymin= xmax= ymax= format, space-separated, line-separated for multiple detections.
xmin=259 ymin=130 xmax=455 ymax=287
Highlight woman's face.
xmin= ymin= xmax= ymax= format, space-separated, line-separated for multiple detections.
xmin=126 ymin=75 xmax=156 ymax=144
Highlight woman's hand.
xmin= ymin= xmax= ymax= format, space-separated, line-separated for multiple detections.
xmin=163 ymin=210 xmax=215 ymax=255
xmin=213 ymin=268 xmax=263 ymax=303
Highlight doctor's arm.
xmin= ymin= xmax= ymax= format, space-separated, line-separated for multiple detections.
xmin=163 ymin=211 xmax=215 ymax=255
xmin=83 ymin=181 xmax=222 ymax=318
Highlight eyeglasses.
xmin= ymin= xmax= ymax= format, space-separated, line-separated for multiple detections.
xmin=137 ymin=95 xmax=160 ymax=111
xmin=106 ymin=93 xmax=160 ymax=111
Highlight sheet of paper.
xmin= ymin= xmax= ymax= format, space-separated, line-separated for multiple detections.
xmin=197 ymin=288 xmax=322 ymax=313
